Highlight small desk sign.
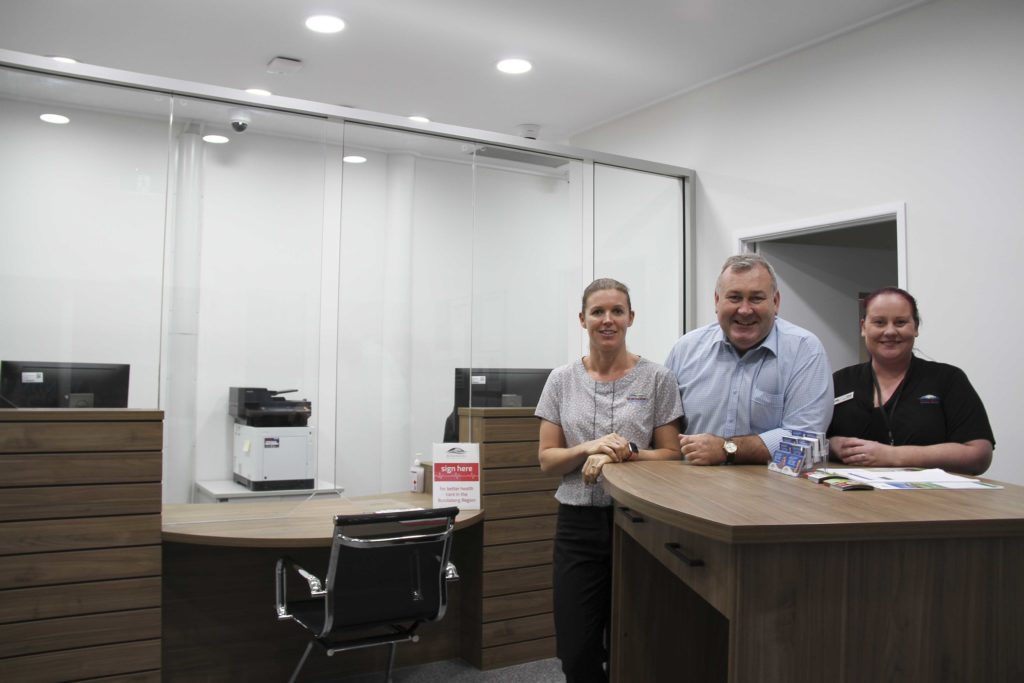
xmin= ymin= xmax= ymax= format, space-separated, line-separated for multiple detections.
xmin=432 ymin=443 xmax=481 ymax=510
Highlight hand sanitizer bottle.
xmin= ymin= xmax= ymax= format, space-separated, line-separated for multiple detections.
xmin=410 ymin=455 xmax=424 ymax=493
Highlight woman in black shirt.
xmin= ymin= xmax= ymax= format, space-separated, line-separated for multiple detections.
xmin=828 ymin=287 xmax=994 ymax=475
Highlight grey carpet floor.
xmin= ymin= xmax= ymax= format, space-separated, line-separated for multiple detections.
xmin=337 ymin=657 xmax=565 ymax=682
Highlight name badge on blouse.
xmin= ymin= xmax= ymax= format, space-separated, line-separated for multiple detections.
xmin=834 ymin=391 xmax=854 ymax=405
xmin=918 ymin=394 xmax=940 ymax=405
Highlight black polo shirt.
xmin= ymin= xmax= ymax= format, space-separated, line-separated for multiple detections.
xmin=828 ymin=356 xmax=994 ymax=447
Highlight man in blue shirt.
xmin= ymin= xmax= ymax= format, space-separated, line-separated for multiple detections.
xmin=665 ymin=254 xmax=833 ymax=465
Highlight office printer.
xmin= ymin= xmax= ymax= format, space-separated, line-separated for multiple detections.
xmin=229 ymin=387 xmax=312 ymax=427
xmin=229 ymin=387 xmax=315 ymax=491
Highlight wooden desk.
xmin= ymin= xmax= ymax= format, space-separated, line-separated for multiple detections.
xmin=0 ymin=409 xmax=163 ymax=683
xmin=458 ymin=407 xmax=559 ymax=669
xmin=163 ymin=492 xmax=482 ymax=546
xmin=601 ymin=462 xmax=1024 ymax=682
xmin=162 ymin=493 xmax=483 ymax=682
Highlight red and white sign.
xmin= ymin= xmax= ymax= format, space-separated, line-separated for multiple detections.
xmin=432 ymin=443 xmax=480 ymax=510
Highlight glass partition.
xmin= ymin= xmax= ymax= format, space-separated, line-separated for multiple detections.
xmin=0 ymin=68 xmax=169 ymax=409
xmin=594 ymin=164 xmax=685 ymax=363
xmin=161 ymin=97 xmax=330 ymax=507
xmin=332 ymin=126 xmax=584 ymax=496
xmin=0 ymin=60 xmax=691 ymax=521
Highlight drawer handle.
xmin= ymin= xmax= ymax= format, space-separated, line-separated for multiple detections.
xmin=665 ymin=542 xmax=704 ymax=568
xmin=618 ymin=506 xmax=644 ymax=523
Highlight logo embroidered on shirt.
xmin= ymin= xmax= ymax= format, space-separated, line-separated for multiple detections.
xmin=626 ymin=394 xmax=648 ymax=402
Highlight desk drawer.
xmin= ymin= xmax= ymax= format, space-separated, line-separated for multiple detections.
xmin=483 ymin=565 xmax=552 ymax=598
xmin=484 ymin=540 xmax=552 ymax=572
xmin=483 ymin=491 xmax=559 ymax=520
xmin=614 ymin=506 xmax=734 ymax=616
xmin=482 ymin=466 xmax=559 ymax=495
xmin=482 ymin=612 xmax=554 ymax=647
xmin=479 ymin=442 xmax=539 ymax=468
xmin=484 ymin=515 xmax=556 ymax=546
xmin=0 ymin=421 xmax=162 ymax=454
xmin=460 ymin=416 xmax=537 ymax=442
xmin=483 ymin=588 xmax=553 ymax=623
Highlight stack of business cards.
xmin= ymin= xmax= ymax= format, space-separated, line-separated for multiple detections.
xmin=768 ymin=429 xmax=828 ymax=477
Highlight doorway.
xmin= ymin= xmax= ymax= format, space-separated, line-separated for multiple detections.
xmin=738 ymin=203 xmax=906 ymax=371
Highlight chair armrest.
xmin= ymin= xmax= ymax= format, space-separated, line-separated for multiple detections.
xmin=275 ymin=556 xmax=326 ymax=620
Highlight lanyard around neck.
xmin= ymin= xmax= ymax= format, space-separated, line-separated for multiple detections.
xmin=870 ymin=364 xmax=908 ymax=446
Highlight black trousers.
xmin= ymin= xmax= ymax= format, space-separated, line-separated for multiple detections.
xmin=553 ymin=503 xmax=614 ymax=683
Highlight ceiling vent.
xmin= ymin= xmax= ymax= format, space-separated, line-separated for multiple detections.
xmin=266 ymin=57 xmax=303 ymax=75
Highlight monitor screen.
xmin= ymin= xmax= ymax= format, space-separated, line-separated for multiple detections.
xmin=443 ymin=367 xmax=552 ymax=441
xmin=453 ymin=367 xmax=553 ymax=409
xmin=0 ymin=361 xmax=130 ymax=408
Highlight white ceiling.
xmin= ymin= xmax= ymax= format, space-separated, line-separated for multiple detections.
xmin=0 ymin=0 xmax=927 ymax=142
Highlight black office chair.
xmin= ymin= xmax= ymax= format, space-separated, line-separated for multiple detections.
xmin=275 ymin=506 xmax=461 ymax=683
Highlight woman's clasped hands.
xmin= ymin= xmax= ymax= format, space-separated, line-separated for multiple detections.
xmin=581 ymin=432 xmax=632 ymax=484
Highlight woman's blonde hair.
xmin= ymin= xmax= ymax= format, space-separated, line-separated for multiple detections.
xmin=581 ymin=278 xmax=631 ymax=313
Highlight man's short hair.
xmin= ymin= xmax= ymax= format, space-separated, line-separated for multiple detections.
xmin=716 ymin=254 xmax=779 ymax=295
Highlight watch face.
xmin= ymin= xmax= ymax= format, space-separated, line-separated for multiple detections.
xmin=724 ymin=440 xmax=738 ymax=454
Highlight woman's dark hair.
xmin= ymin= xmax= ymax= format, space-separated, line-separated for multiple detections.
xmin=863 ymin=287 xmax=921 ymax=327
xmin=581 ymin=278 xmax=631 ymax=313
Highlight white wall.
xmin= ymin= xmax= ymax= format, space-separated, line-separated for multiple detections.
xmin=572 ymin=0 xmax=1024 ymax=483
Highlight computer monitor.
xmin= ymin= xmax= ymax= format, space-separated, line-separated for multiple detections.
xmin=443 ymin=367 xmax=552 ymax=441
xmin=0 ymin=361 xmax=130 ymax=408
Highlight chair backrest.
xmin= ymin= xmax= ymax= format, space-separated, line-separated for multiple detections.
xmin=321 ymin=507 xmax=459 ymax=636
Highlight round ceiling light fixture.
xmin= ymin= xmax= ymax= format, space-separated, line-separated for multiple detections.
xmin=40 ymin=113 xmax=70 ymax=124
xmin=305 ymin=15 xmax=345 ymax=33
xmin=342 ymin=155 xmax=367 ymax=164
xmin=203 ymin=134 xmax=230 ymax=144
xmin=496 ymin=58 xmax=532 ymax=74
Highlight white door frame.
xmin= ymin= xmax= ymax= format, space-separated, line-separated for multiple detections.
xmin=735 ymin=202 xmax=908 ymax=288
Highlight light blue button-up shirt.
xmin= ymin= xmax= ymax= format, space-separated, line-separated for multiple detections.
xmin=664 ymin=318 xmax=833 ymax=455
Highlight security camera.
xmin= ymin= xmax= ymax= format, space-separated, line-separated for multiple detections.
xmin=229 ymin=109 xmax=251 ymax=133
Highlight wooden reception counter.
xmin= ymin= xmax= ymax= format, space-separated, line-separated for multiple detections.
xmin=162 ymin=493 xmax=483 ymax=682
xmin=601 ymin=461 xmax=1024 ymax=682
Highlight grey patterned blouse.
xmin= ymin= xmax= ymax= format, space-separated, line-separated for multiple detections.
xmin=535 ymin=357 xmax=683 ymax=507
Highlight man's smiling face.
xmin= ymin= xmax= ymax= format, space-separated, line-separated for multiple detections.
xmin=714 ymin=265 xmax=779 ymax=352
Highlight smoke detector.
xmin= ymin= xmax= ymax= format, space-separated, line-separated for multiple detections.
xmin=515 ymin=123 xmax=541 ymax=140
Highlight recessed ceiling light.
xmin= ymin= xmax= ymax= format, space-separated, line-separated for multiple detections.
xmin=305 ymin=15 xmax=345 ymax=33
xmin=40 ymin=113 xmax=70 ymax=124
xmin=408 ymin=115 xmax=430 ymax=124
xmin=342 ymin=155 xmax=367 ymax=164
xmin=246 ymin=88 xmax=272 ymax=97
xmin=497 ymin=58 xmax=532 ymax=74
xmin=50 ymin=56 xmax=77 ymax=64
xmin=203 ymin=134 xmax=230 ymax=144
